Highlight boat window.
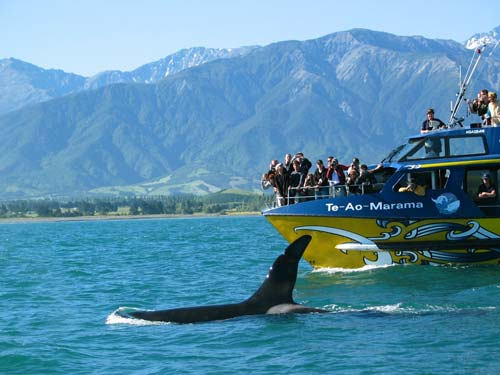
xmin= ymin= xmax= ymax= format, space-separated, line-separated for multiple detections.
xmin=401 ymin=137 xmax=443 ymax=161
xmin=368 ymin=167 xmax=396 ymax=193
xmin=385 ymin=139 xmax=424 ymax=162
xmin=381 ymin=144 xmax=406 ymax=162
xmin=394 ymin=169 xmax=450 ymax=195
xmin=448 ymin=136 xmax=486 ymax=156
xmin=372 ymin=167 xmax=396 ymax=184
xmin=398 ymin=134 xmax=487 ymax=162
xmin=465 ymin=168 xmax=499 ymax=216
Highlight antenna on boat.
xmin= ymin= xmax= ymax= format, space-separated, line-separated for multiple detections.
xmin=448 ymin=42 xmax=489 ymax=128
xmin=458 ymin=65 xmax=462 ymax=91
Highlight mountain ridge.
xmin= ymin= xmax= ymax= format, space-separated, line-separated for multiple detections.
xmin=0 ymin=46 xmax=257 ymax=115
xmin=1 ymin=28 xmax=500 ymax=198
xmin=2 ymin=25 xmax=498 ymax=116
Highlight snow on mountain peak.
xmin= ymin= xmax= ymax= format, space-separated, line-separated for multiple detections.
xmin=465 ymin=26 xmax=500 ymax=50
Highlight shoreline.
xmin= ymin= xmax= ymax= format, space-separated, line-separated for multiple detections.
xmin=0 ymin=212 xmax=261 ymax=224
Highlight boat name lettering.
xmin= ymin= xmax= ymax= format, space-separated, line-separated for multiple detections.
xmin=325 ymin=201 xmax=424 ymax=212
xmin=465 ymin=129 xmax=485 ymax=134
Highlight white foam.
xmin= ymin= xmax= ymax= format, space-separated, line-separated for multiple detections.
xmin=105 ymin=307 xmax=168 ymax=326
xmin=313 ymin=263 xmax=395 ymax=274
xmin=321 ymin=304 xmax=404 ymax=313
xmin=322 ymin=303 xmax=497 ymax=315
xmin=365 ymin=303 xmax=405 ymax=313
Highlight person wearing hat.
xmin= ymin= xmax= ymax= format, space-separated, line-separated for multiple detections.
xmin=477 ymin=173 xmax=497 ymax=205
xmin=421 ymin=108 xmax=446 ymax=133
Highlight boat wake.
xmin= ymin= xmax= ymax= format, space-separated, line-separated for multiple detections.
xmin=313 ymin=263 xmax=396 ymax=274
xmin=323 ymin=302 xmax=497 ymax=315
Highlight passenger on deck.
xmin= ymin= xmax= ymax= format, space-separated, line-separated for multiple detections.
xmin=326 ymin=156 xmax=335 ymax=181
xmin=468 ymin=89 xmax=490 ymax=125
xmin=486 ymin=92 xmax=500 ymax=126
xmin=273 ymin=164 xmax=288 ymax=207
xmin=261 ymin=172 xmax=274 ymax=191
xmin=283 ymin=153 xmax=293 ymax=176
xmin=477 ymin=173 xmax=497 ymax=204
xmin=293 ymin=152 xmax=312 ymax=177
xmin=422 ymin=111 xmax=444 ymax=157
xmin=300 ymin=173 xmax=316 ymax=201
xmin=348 ymin=157 xmax=360 ymax=175
xmin=346 ymin=168 xmax=360 ymax=195
xmin=421 ymin=108 xmax=446 ymax=133
xmin=288 ymin=160 xmax=304 ymax=204
xmin=355 ymin=164 xmax=377 ymax=194
xmin=268 ymin=159 xmax=279 ymax=174
xmin=327 ymin=157 xmax=348 ymax=197
xmin=313 ymin=159 xmax=329 ymax=199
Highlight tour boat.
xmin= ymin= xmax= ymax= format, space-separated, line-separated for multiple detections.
xmin=262 ymin=43 xmax=500 ymax=268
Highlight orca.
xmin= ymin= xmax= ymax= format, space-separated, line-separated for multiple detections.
xmin=118 ymin=235 xmax=325 ymax=324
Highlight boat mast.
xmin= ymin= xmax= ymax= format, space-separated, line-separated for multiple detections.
xmin=448 ymin=43 xmax=487 ymax=127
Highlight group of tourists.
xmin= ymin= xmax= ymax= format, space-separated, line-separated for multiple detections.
xmin=261 ymin=153 xmax=381 ymax=207
xmin=468 ymin=89 xmax=500 ymax=126
xmin=421 ymin=89 xmax=499 ymax=133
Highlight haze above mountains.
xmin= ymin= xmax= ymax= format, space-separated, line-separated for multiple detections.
xmin=1 ymin=26 xmax=499 ymax=199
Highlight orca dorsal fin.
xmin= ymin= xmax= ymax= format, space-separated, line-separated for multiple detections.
xmin=246 ymin=235 xmax=312 ymax=307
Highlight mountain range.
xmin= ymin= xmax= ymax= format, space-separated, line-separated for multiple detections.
xmin=1 ymin=27 xmax=499 ymax=199
xmin=0 ymin=46 xmax=256 ymax=115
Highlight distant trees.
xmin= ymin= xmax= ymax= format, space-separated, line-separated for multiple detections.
xmin=0 ymin=192 xmax=269 ymax=219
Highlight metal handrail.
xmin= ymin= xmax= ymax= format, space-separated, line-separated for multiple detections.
xmin=281 ymin=182 xmax=385 ymax=205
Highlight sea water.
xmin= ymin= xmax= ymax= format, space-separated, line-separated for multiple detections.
xmin=0 ymin=216 xmax=499 ymax=374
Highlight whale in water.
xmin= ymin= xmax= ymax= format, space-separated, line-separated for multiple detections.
xmin=118 ymin=235 xmax=325 ymax=324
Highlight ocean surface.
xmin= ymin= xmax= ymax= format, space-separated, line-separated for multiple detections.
xmin=1 ymin=216 xmax=499 ymax=374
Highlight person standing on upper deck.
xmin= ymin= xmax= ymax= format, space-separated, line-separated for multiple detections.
xmin=421 ymin=108 xmax=446 ymax=133
xmin=486 ymin=92 xmax=500 ymax=126
xmin=468 ymin=89 xmax=490 ymax=124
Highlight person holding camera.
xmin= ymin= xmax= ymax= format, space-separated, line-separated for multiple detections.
xmin=468 ymin=89 xmax=490 ymax=126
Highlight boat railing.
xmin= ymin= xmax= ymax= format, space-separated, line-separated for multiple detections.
xmin=270 ymin=182 xmax=386 ymax=207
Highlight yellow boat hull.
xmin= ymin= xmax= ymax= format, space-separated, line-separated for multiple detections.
xmin=265 ymin=215 xmax=500 ymax=268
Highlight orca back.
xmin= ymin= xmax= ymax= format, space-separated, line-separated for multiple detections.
xmin=120 ymin=235 xmax=314 ymax=323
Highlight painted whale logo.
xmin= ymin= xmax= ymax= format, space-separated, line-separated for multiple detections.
xmin=432 ymin=193 xmax=460 ymax=215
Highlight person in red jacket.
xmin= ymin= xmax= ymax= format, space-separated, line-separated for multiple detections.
xmin=326 ymin=157 xmax=349 ymax=197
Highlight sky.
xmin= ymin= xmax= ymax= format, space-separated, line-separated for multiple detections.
xmin=2 ymin=0 xmax=500 ymax=77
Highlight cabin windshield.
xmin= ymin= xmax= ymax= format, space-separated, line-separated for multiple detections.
xmin=382 ymin=143 xmax=406 ymax=162
xmin=384 ymin=134 xmax=488 ymax=162
xmin=382 ymin=142 xmax=414 ymax=162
